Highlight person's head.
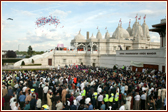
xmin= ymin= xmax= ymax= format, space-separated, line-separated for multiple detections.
xmin=158 ymin=96 xmax=160 ymax=99
xmin=13 ymin=99 xmax=17 ymax=102
xmin=57 ymin=99 xmax=60 ymax=103
xmin=102 ymin=101 xmax=104 ymax=104
xmin=41 ymin=107 xmax=44 ymax=110
xmin=150 ymin=99 xmax=153 ymax=103
xmin=89 ymin=101 xmax=92 ymax=105
xmin=32 ymin=95 xmax=35 ymax=99
xmin=15 ymin=102 xmax=18 ymax=106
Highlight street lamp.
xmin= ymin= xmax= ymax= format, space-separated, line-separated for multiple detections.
xmin=18 ymin=44 xmax=20 ymax=51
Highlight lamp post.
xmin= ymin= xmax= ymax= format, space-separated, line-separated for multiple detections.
xmin=18 ymin=44 xmax=20 ymax=51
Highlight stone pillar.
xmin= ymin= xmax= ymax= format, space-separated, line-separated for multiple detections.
xmin=87 ymin=32 xmax=89 ymax=39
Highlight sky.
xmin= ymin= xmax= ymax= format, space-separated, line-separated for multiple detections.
xmin=1 ymin=1 xmax=166 ymax=51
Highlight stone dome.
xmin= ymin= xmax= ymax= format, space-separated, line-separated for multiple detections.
xmin=142 ymin=21 xmax=150 ymax=41
xmin=105 ymin=30 xmax=110 ymax=39
xmin=74 ymin=30 xmax=85 ymax=40
xmin=96 ymin=30 xmax=102 ymax=39
xmin=112 ymin=24 xmax=130 ymax=39
xmin=126 ymin=26 xmax=132 ymax=37
xmin=132 ymin=20 xmax=139 ymax=36
xmin=133 ymin=22 xmax=143 ymax=40
xmin=90 ymin=33 xmax=96 ymax=39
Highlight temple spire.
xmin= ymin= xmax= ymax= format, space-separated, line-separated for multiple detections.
xmin=129 ymin=19 xmax=131 ymax=27
xmin=143 ymin=14 xmax=146 ymax=23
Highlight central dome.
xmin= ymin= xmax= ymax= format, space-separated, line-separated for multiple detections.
xmin=112 ymin=25 xmax=130 ymax=39
xmin=74 ymin=31 xmax=85 ymax=40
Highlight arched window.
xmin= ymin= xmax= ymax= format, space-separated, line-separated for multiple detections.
xmin=87 ymin=45 xmax=91 ymax=51
xmin=77 ymin=44 xmax=85 ymax=51
xmin=93 ymin=45 xmax=97 ymax=51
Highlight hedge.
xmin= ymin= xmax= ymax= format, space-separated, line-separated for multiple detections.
xmin=21 ymin=64 xmax=42 ymax=66
xmin=2 ymin=58 xmax=22 ymax=65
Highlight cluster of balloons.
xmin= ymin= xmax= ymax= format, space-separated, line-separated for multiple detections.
xmin=35 ymin=15 xmax=60 ymax=27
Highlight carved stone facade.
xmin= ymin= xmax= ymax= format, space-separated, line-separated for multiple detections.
xmin=14 ymin=18 xmax=161 ymax=68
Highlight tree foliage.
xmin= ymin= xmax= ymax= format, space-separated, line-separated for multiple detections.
xmin=27 ymin=45 xmax=33 ymax=56
xmin=6 ymin=50 xmax=16 ymax=58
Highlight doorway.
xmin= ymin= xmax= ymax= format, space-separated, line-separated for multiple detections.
xmin=48 ymin=59 xmax=52 ymax=66
xmin=92 ymin=63 xmax=95 ymax=67
xmin=162 ymin=66 xmax=165 ymax=72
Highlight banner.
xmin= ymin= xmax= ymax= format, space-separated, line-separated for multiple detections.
xmin=130 ymin=61 xmax=143 ymax=67
xmin=57 ymin=44 xmax=64 ymax=47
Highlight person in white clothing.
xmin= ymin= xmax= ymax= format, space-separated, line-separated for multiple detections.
xmin=10 ymin=99 xmax=19 ymax=110
xmin=119 ymin=102 xmax=125 ymax=110
xmin=97 ymin=85 xmax=102 ymax=94
xmin=43 ymin=85 xmax=49 ymax=103
xmin=36 ymin=97 xmax=42 ymax=110
xmin=134 ymin=92 xmax=140 ymax=110
xmin=85 ymin=97 xmax=91 ymax=104
xmin=13 ymin=102 xmax=20 ymax=110
xmin=22 ymin=86 xmax=27 ymax=94
xmin=76 ymin=93 xmax=82 ymax=102
xmin=80 ymin=81 xmax=85 ymax=91
xmin=125 ymin=93 xmax=132 ymax=110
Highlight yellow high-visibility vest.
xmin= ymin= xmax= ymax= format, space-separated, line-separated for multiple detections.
xmin=81 ymin=89 xmax=86 ymax=96
xmin=114 ymin=93 xmax=119 ymax=101
xmin=109 ymin=93 xmax=114 ymax=102
xmin=103 ymin=94 xmax=109 ymax=102
xmin=93 ymin=92 xmax=98 ymax=100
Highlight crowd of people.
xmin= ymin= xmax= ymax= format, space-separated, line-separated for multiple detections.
xmin=2 ymin=64 xmax=166 ymax=110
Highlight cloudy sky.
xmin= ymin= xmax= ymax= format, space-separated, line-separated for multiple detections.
xmin=1 ymin=1 xmax=166 ymax=51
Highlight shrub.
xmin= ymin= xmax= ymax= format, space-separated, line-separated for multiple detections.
xmin=22 ymin=64 xmax=41 ymax=66
xmin=2 ymin=58 xmax=22 ymax=65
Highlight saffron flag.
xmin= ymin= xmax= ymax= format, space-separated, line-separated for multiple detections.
xmin=138 ymin=16 xmax=141 ymax=20
xmin=143 ymin=15 xmax=146 ymax=19
xmin=119 ymin=18 xmax=121 ymax=22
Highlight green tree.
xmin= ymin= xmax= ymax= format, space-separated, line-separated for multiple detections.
xmin=27 ymin=45 xmax=33 ymax=56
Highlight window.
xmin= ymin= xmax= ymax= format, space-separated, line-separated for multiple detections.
xmin=79 ymin=59 xmax=82 ymax=63
xmin=63 ymin=59 xmax=66 ymax=63
xmin=114 ymin=46 xmax=116 ymax=50
xmin=93 ymin=59 xmax=96 ymax=62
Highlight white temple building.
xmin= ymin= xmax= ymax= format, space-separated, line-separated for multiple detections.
xmin=14 ymin=18 xmax=166 ymax=72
